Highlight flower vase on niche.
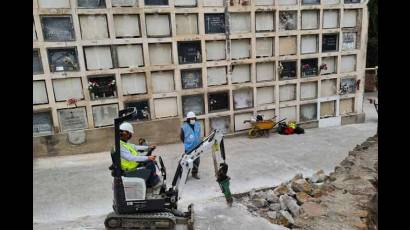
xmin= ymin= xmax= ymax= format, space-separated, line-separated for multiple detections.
xmin=91 ymin=92 xmax=95 ymax=100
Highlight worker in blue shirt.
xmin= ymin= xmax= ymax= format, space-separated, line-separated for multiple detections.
xmin=180 ymin=111 xmax=201 ymax=179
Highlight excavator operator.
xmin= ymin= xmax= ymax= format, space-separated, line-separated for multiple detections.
xmin=119 ymin=122 xmax=161 ymax=188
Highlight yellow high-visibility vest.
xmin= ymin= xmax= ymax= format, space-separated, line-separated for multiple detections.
xmin=120 ymin=140 xmax=139 ymax=171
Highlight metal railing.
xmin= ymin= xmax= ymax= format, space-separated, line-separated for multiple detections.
xmin=365 ymin=66 xmax=378 ymax=76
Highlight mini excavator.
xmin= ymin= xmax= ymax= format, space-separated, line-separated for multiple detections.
xmin=105 ymin=108 xmax=232 ymax=230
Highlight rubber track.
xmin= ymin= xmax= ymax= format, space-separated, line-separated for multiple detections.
xmin=105 ymin=211 xmax=177 ymax=230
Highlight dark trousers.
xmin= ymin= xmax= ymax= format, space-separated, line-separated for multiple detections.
xmin=185 ymin=150 xmax=200 ymax=175
xmin=123 ymin=161 xmax=160 ymax=188
xmin=143 ymin=161 xmax=160 ymax=187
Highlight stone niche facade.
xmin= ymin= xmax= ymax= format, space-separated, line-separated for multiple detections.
xmin=33 ymin=0 xmax=368 ymax=143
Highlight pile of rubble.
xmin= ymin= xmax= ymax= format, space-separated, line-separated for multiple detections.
xmin=238 ymin=170 xmax=330 ymax=228
xmin=237 ymin=135 xmax=378 ymax=230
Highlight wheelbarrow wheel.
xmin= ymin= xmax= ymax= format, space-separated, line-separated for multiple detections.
xmin=248 ymin=128 xmax=258 ymax=138
xmin=264 ymin=129 xmax=270 ymax=137
xmin=257 ymin=129 xmax=265 ymax=137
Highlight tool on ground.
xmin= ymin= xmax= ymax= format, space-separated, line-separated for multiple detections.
xmin=105 ymin=108 xmax=231 ymax=230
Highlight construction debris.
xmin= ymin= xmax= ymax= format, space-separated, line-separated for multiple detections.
xmin=236 ymin=135 xmax=378 ymax=229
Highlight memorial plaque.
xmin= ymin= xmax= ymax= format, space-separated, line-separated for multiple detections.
xmin=144 ymin=0 xmax=168 ymax=5
xmin=121 ymin=73 xmax=147 ymax=95
xmin=41 ymin=16 xmax=75 ymax=41
xmin=231 ymin=39 xmax=250 ymax=59
xmin=232 ymin=64 xmax=251 ymax=84
xmin=175 ymin=0 xmax=197 ymax=7
xmin=204 ymin=14 xmax=225 ymax=34
xmin=210 ymin=116 xmax=230 ymax=134
xmin=152 ymin=71 xmax=175 ymax=93
xmin=278 ymin=0 xmax=297 ymax=5
xmin=178 ymin=41 xmax=202 ymax=64
xmin=279 ymin=106 xmax=297 ymax=121
xmin=207 ymin=67 xmax=227 ymax=86
xmin=322 ymin=34 xmax=338 ymax=52
xmin=112 ymin=0 xmax=138 ymax=6
xmin=208 ymin=91 xmax=229 ymax=112
xmin=233 ymin=89 xmax=253 ymax=110
xmin=206 ymin=40 xmax=226 ymax=60
xmin=301 ymin=58 xmax=318 ymax=77
xmin=340 ymin=78 xmax=356 ymax=94
xmin=234 ymin=113 xmax=253 ymax=131
xmin=181 ymin=69 xmax=202 ymax=89
xmin=68 ymin=130 xmax=86 ymax=145
xmin=279 ymin=61 xmax=297 ymax=79
xmin=182 ymin=95 xmax=205 ymax=116
xmin=33 ymin=81 xmax=48 ymax=105
xmin=88 ymin=75 xmax=117 ymax=100
xmin=92 ymin=104 xmax=119 ymax=127
xmin=256 ymin=62 xmax=275 ymax=82
xmin=33 ymin=112 xmax=53 ymax=136
xmin=302 ymin=0 xmax=320 ymax=4
xmin=321 ymin=56 xmax=337 ymax=75
xmin=58 ymin=107 xmax=88 ymax=132
xmin=77 ymin=0 xmax=106 ymax=8
xmin=125 ymin=101 xmax=150 ymax=121
xmin=279 ymin=11 xmax=297 ymax=31
xmin=114 ymin=15 xmax=141 ymax=38
xmin=344 ymin=0 xmax=360 ymax=3
xmin=279 ymin=83 xmax=297 ymax=101
xmin=47 ymin=48 xmax=79 ymax=72
xmin=341 ymin=55 xmax=356 ymax=73
xmin=320 ymin=101 xmax=336 ymax=118
xmin=301 ymin=82 xmax=318 ymax=100
xmin=33 ymin=50 xmax=43 ymax=75
xmin=300 ymin=103 xmax=317 ymax=122
xmin=323 ymin=0 xmax=340 ymax=3
xmin=340 ymin=98 xmax=354 ymax=114
xmin=145 ymin=14 xmax=171 ymax=37
xmin=342 ymin=32 xmax=357 ymax=50
xmin=38 ymin=0 xmax=70 ymax=8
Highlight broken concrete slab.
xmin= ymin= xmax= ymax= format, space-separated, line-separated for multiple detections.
xmin=279 ymin=194 xmax=300 ymax=217
xmin=291 ymin=173 xmax=303 ymax=182
xmin=277 ymin=210 xmax=294 ymax=226
xmin=309 ymin=170 xmax=327 ymax=183
xmin=263 ymin=190 xmax=279 ymax=203
xmin=296 ymin=192 xmax=312 ymax=204
xmin=267 ymin=211 xmax=278 ymax=219
xmin=273 ymin=184 xmax=289 ymax=196
xmin=291 ymin=179 xmax=313 ymax=194
xmin=286 ymin=184 xmax=296 ymax=196
xmin=269 ymin=203 xmax=282 ymax=211
xmin=253 ymin=198 xmax=269 ymax=208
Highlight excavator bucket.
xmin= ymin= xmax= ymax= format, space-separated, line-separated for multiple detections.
xmin=217 ymin=163 xmax=233 ymax=206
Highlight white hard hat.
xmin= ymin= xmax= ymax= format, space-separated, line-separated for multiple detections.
xmin=119 ymin=122 xmax=134 ymax=134
xmin=186 ymin=111 xmax=196 ymax=119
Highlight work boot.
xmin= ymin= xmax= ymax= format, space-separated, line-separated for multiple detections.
xmin=192 ymin=173 xmax=200 ymax=180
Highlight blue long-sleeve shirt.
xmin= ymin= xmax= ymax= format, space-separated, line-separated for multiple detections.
xmin=120 ymin=143 xmax=150 ymax=162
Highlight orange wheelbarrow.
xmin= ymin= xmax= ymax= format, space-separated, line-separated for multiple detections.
xmin=243 ymin=116 xmax=285 ymax=138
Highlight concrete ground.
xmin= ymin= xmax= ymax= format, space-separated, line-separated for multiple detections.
xmin=33 ymin=93 xmax=377 ymax=230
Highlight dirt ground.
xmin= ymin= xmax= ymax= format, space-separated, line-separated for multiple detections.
xmin=292 ymin=135 xmax=378 ymax=230
xmin=236 ymin=134 xmax=378 ymax=230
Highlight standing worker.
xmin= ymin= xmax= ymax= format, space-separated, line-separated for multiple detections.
xmin=119 ymin=122 xmax=161 ymax=188
xmin=180 ymin=111 xmax=202 ymax=179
